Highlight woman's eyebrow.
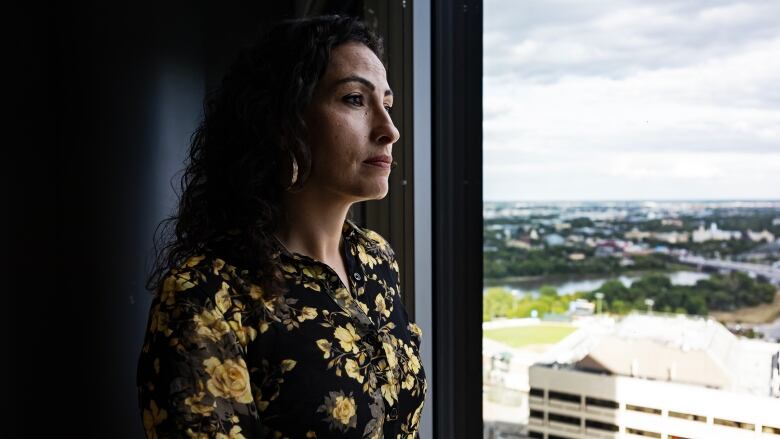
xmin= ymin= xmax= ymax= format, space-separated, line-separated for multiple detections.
xmin=333 ymin=75 xmax=393 ymax=97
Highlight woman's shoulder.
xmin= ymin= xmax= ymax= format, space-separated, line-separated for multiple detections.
xmin=155 ymin=253 xmax=245 ymax=311
xmin=346 ymin=219 xmax=396 ymax=261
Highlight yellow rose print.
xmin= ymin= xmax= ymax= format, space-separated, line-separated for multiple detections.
xmin=357 ymin=244 xmax=379 ymax=268
xmin=316 ymin=390 xmax=357 ymax=432
xmin=138 ymin=224 xmax=427 ymax=438
xmin=280 ymin=359 xmax=297 ymax=372
xmin=333 ymin=286 xmax=352 ymax=302
xmin=184 ymin=391 xmax=216 ymax=415
xmin=149 ymin=309 xmax=170 ymax=336
xmin=211 ymin=257 xmax=225 ymax=274
xmin=142 ymin=400 xmax=167 ymax=439
xmin=365 ymin=229 xmax=387 ymax=246
xmin=344 ymin=358 xmax=364 ymax=383
xmin=184 ymin=255 xmax=206 ymax=267
xmin=316 ymin=339 xmax=333 ymax=359
xmin=374 ymin=294 xmax=390 ymax=318
xmin=215 ymin=425 xmax=247 ymax=439
xmin=401 ymin=373 xmax=415 ymax=390
xmin=334 ymin=323 xmax=360 ymax=353
xmin=281 ymin=263 xmax=297 ymax=274
xmin=214 ymin=282 xmax=232 ymax=314
xmin=381 ymin=369 xmax=399 ymax=406
xmin=297 ymin=306 xmax=318 ymax=322
xmin=193 ymin=308 xmax=231 ymax=342
xmin=404 ymin=345 xmax=421 ymax=374
xmin=203 ymin=357 xmax=253 ymax=403
xmin=383 ymin=342 xmax=398 ymax=368
xmin=303 ymin=281 xmax=321 ymax=292
xmin=228 ymin=312 xmax=257 ymax=347
xmin=248 ymin=284 xmax=264 ymax=300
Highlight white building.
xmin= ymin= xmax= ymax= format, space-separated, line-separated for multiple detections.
xmin=692 ymin=222 xmax=741 ymax=243
xmin=747 ymin=229 xmax=776 ymax=243
xmin=527 ymin=314 xmax=780 ymax=439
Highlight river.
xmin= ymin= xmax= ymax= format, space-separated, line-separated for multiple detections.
xmin=483 ymin=270 xmax=711 ymax=297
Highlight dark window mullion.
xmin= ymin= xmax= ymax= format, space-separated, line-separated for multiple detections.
xmin=431 ymin=0 xmax=483 ymax=438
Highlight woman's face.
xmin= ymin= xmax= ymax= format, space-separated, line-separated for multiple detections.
xmin=302 ymin=41 xmax=400 ymax=201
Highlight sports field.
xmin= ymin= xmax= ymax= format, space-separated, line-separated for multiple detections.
xmin=483 ymin=324 xmax=577 ymax=348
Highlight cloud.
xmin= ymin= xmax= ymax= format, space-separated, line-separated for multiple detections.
xmin=483 ymin=0 xmax=780 ymax=200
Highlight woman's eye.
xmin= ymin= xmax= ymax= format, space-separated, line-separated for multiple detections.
xmin=345 ymin=95 xmax=364 ymax=106
xmin=345 ymin=95 xmax=392 ymax=114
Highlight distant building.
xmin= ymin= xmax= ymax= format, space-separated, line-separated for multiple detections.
xmin=692 ymin=222 xmax=741 ymax=243
xmin=545 ymin=234 xmax=565 ymax=247
xmin=555 ymin=222 xmax=572 ymax=232
xmin=566 ymin=234 xmax=584 ymax=244
xmin=623 ymin=243 xmax=652 ymax=255
xmin=652 ymin=231 xmax=689 ymax=244
xmin=653 ymin=245 xmax=670 ymax=255
xmin=567 ymin=299 xmax=595 ymax=316
xmin=662 ymin=218 xmax=684 ymax=228
xmin=527 ymin=314 xmax=780 ymax=439
xmin=624 ymin=228 xmax=652 ymax=242
xmin=595 ymin=243 xmax=621 ymax=258
xmin=747 ymin=229 xmax=776 ymax=243
xmin=507 ymin=239 xmax=532 ymax=250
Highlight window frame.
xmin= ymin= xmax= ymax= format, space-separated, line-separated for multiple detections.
xmin=430 ymin=0 xmax=484 ymax=438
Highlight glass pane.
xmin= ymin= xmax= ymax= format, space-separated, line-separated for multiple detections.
xmin=482 ymin=1 xmax=780 ymax=438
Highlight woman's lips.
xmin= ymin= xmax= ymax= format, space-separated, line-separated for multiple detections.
xmin=363 ymin=160 xmax=391 ymax=169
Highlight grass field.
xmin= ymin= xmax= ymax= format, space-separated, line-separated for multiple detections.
xmin=483 ymin=324 xmax=577 ymax=348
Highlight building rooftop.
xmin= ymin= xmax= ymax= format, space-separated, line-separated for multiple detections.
xmin=539 ymin=313 xmax=780 ymax=397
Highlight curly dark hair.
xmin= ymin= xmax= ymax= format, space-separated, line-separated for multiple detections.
xmin=146 ymin=14 xmax=385 ymax=299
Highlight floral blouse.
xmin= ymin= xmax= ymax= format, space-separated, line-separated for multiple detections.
xmin=137 ymin=219 xmax=427 ymax=438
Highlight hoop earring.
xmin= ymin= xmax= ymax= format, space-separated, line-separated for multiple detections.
xmin=285 ymin=150 xmax=299 ymax=191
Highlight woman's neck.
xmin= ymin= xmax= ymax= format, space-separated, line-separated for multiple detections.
xmin=275 ymin=188 xmax=353 ymax=262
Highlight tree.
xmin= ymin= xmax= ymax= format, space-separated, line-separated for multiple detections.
xmin=483 ymin=288 xmax=515 ymax=321
xmin=539 ymin=285 xmax=558 ymax=298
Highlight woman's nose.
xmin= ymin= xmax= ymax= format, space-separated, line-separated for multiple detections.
xmin=373 ymin=106 xmax=400 ymax=145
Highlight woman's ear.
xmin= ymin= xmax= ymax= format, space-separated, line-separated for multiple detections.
xmin=275 ymin=130 xmax=293 ymax=189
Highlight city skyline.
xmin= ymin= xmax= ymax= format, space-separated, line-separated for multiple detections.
xmin=483 ymin=0 xmax=780 ymax=202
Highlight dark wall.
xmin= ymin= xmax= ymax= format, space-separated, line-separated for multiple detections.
xmin=17 ymin=3 xmax=287 ymax=437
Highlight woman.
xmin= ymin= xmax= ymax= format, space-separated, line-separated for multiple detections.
xmin=137 ymin=14 xmax=427 ymax=439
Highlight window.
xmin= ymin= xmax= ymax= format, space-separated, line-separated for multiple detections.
xmin=626 ymin=404 xmax=662 ymax=416
xmin=625 ymin=427 xmax=661 ymax=438
xmin=668 ymin=411 xmax=706 ymax=423
xmin=585 ymin=419 xmax=618 ymax=432
xmin=549 ymin=391 xmax=581 ymax=405
xmin=714 ymin=418 xmax=755 ymax=430
xmin=585 ymin=396 xmax=619 ymax=409
xmin=479 ymin=1 xmax=780 ymax=439
xmin=528 ymin=431 xmax=544 ymax=439
xmin=548 ymin=412 xmax=580 ymax=426
xmin=530 ymin=409 xmax=544 ymax=420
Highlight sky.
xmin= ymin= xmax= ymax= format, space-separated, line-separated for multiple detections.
xmin=483 ymin=0 xmax=780 ymax=201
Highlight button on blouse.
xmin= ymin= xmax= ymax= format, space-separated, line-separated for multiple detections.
xmin=137 ymin=219 xmax=427 ymax=438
